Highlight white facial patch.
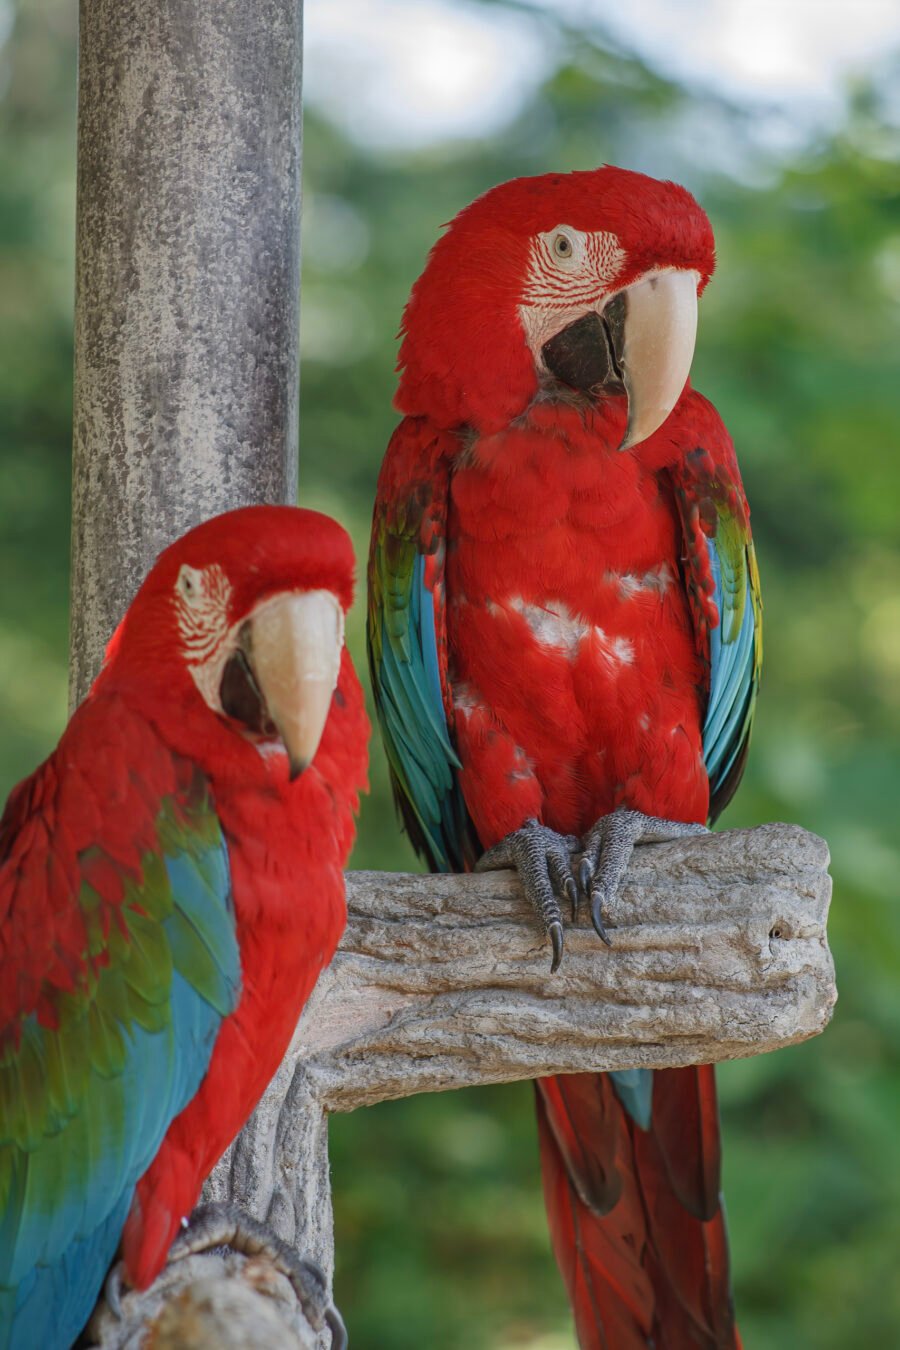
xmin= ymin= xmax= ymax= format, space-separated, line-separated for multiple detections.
xmin=519 ymin=224 xmax=627 ymax=360
xmin=174 ymin=563 xmax=237 ymax=708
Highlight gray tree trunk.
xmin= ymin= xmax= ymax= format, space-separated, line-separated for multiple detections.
xmin=70 ymin=0 xmax=302 ymax=707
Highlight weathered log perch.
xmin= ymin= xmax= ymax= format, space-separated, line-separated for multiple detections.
xmin=88 ymin=822 xmax=835 ymax=1346
xmin=213 ymin=822 xmax=835 ymax=1257
xmin=307 ymin=823 xmax=834 ymax=1103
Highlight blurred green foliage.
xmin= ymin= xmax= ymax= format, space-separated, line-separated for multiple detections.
xmin=1 ymin=2 xmax=899 ymax=1346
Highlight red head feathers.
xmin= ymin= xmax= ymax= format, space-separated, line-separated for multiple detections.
xmin=396 ymin=165 xmax=715 ymax=435
xmin=101 ymin=505 xmax=361 ymax=781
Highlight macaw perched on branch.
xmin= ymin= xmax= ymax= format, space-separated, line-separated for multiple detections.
xmin=0 ymin=506 xmax=369 ymax=1350
xmin=368 ymin=167 xmax=761 ymax=1348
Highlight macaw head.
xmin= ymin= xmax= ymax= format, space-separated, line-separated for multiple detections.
xmin=395 ymin=165 xmax=715 ymax=441
xmin=103 ymin=505 xmax=356 ymax=779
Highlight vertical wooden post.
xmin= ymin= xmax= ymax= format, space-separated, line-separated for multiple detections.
xmin=70 ymin=0 xmax=303 ymax=706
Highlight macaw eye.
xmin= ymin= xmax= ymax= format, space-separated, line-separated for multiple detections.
xmin=552 ymin=231 xmax=574 ymax=260
xmin=177 ymin=564 xmax=205 ymax=605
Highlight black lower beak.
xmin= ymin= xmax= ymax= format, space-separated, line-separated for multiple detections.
xmin=540 ymin=293 xmax=627 ymax=399
xmin=221 ymin=651 xmax=308 ymax=779
xmin=219 ymin=647 xmax=277 ymax=738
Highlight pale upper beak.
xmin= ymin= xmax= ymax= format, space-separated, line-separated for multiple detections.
xmin=247 ymin=589 xmax=345 ymax=779
xmin=615 ymin=268 xmax=699 ymax=450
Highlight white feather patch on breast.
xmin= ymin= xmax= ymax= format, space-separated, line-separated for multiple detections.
xmin=606 ymin=563 xmax=673 ymax=600
xmin=499 ymin=596 xmax=635 ymax=667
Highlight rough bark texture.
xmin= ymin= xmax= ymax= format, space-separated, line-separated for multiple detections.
xmin=70 ymin=0 xmax=302 ymax=706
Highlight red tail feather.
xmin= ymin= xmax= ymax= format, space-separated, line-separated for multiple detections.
xmin=536 ymin=1067 xmax=738 ymax=1349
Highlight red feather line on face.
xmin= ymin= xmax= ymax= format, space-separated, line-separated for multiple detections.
xmin=522 ymin=227 xmax=626 ymax=310
xmin=174 ymin=564 xmax=233 ymax=664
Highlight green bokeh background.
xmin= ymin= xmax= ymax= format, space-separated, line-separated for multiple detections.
xmin=1 ymin=3 xmax=899 ymax=1346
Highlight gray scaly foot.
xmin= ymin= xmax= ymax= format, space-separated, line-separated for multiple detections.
xmin=578 ymin=807 xmax=707 ymax=944
xmin=166 ymin=1201 xmax=347 ymax=1348
xmin=475 ymin=818 xmax=580 ymax=973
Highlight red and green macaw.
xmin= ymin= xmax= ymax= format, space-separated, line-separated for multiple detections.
xmin=368 ymin=167 xmax=762 ymax=1348
xmin=0 ymin=505 xmax=369 ymax=1350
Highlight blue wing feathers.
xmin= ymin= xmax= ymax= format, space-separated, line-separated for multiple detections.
xmin=610 ymin=1068 xmax=654 ymax=1131
xmin=373 ymin=555 xmax=466 ymax=872
xmin=6 ymin=1196 xmax=131 ymax=1350
xmin=163 ymin=845 xmax=239 ymax=1018
xmin=415 ymin=556 xmax=451 ymax=729
xmin=368 ymin=430 xmax=479 ymax=873
xmin=702 ymin=536 xmax=758 ymax=798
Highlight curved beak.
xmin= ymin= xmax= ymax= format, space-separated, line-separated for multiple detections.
xmin=616 ymin=269 xmax=699 ymax=450
xmin=247 ymin=590 xmax=344 ymax=779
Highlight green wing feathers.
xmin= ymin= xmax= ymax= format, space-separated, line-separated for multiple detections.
xmin=367 ymin=419 xmax=479 ymax=871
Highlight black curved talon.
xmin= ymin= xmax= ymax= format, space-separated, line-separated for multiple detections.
xmin=549 ymin=920 xmax=564 ymax=973
xmin=475 ymin=819 xmax=580 ymax=972
xmin=326 ymin=1303 xmax=349 ymax=1350
xmin=579 ymin=807 xmax=708 ymax=950
xmin=589 ymin=892 xmax=612 ymax=947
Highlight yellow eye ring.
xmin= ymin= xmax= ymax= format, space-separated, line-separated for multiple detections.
xmin=553 ymin=232 xmax=573 ymax=259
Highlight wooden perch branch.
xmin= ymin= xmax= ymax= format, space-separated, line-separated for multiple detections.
xmin=89 ymin=823 xmax=835 ymax=1346
xmin=304 ymin=823 xmax=834 ymax=1105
